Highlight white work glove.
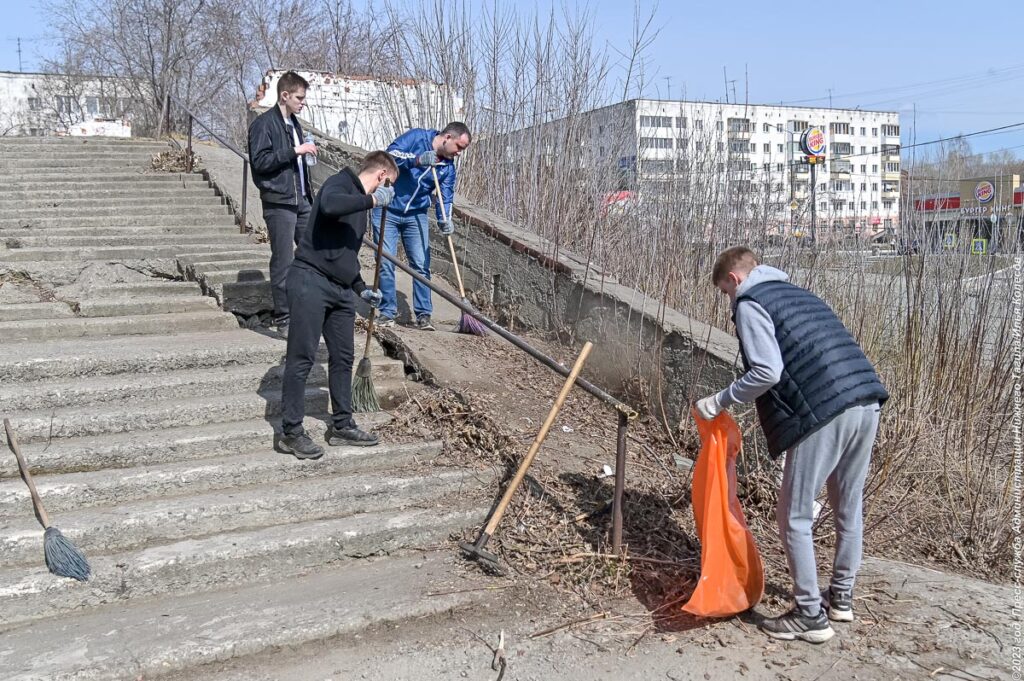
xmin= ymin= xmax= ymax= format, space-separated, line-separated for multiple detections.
xmin=695 ymin=394 xmax=723 ymax=420
xmin=371 ymin=184 xmax=394 ymax=207
xmin=416 ymin=150 xmax=439 ymax=167
xmin=360 ymin=289 xmax=383 ymax=308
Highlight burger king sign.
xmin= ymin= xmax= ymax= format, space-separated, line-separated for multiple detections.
xmin=974 ymin=181 xmax=995 ymax=204
xmin=800 ymin=127 xmax=826 ymax=157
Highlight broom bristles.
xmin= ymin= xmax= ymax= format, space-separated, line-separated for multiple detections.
xmin=456 ymin=306 xmax=488 ymax=336
xmin=351 ymin=357 xmax=380 ymax=413
xmin=43 ymin=526 xmax=90 ymax=581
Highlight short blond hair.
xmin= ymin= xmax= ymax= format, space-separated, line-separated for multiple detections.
xmin=712 ymin=246 xmax=759 ymax=285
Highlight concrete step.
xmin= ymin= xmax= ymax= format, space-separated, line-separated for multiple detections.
xmin=0 ymin=137 xmax=170 ymax=148
xmin=0 ymin=302 xmax=73 ymax=322
xmin=0 ymin=158 xmax=155 ymax=170
xmin=0 ymin=551 xmax=485 ymax=680
xmin=216 ymin=280 xmax=274 ymax=315
xmin=86 ymin=280 xmax=203 ymax=297
xmin=0 ymin=354 xmax=402 ymax=412
xmin=0 ymin=437 xmax=434 ymax=517
xmin=6 ymin=234 xmax=248 ymax=249
xmin=0 ymin=204 xmax=228 ymax=222
xmin=3 ymin=171 xmax=205 ymax=186
xmin=0 ymin=411 xmax=393 ymax=478
xmin=0 ymin=185 xmax=212 ymax=200
xmin=201 ymin=267 xmax=271 ymax=285
xmin=75 ymin=294 xmax=219 ymax=317
xmin=0 ymin=467 xmax=473 ymax=569
xmin=0 ymin=196 xmax=225 ymax=213
xmin=0 ymin=330 xmax=289 ymax=381
xmin=0 ymin=214 xmax=237 ymax=230
xmin=0 ymin=308 xmax=238 ymax=342
xmin=0 ymin=224 xmax=242 ymax=238
xmin=0 ymin=242 xmax=247 ymax=261
xmin=0 ymin=503 xmax=478 ymax=629
xmin=4 ymin=384 xmax=383 ymax=444
xmin=176 ymin=249 xmax=270 ymax=263
xmin=0 ymin=192 xmax=218 ymax=209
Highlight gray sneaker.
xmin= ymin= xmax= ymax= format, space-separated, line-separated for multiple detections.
xmin=275 ymin=431 xmax=324 ymax=459
xmin=415 ymin=315 xmax=435 ymax=331
xmin=326 ymin=426 xmax=379 ymax=447
xmin=822 ymin=587 xmax=854 ymax=622
xmin=376 ymin=316 xmax=396 ymax=329
xmin=759 ymin=607 xmax=835 ymax=643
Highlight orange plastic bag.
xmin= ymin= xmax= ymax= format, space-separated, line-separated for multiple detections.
xmin=682 ymin=409 xmax=764 ymax=617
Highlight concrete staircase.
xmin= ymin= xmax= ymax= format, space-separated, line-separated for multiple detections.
xmin=0 ymin=137 xmax=490 ymax=680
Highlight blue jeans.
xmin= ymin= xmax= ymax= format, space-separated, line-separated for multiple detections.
xmin=371 ymin=208 xmax=432 ymax=320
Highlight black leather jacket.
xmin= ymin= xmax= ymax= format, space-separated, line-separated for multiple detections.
xmin=247 ymin=107 xmax=312 ymax=205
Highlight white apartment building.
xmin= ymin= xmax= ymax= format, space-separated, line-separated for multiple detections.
xmin=0 ymin=71 xmax=134 ymax=137
xmin=582 ymin=99 xmax=901 ymax=236
xmin=255 ymin=70 xmax=464 ymax=152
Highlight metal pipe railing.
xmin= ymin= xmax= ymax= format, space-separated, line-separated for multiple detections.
xmin=365 ymin=235 xmax=638 ymax=553
xmin=167 ymin=95 xmax=250 ymax=234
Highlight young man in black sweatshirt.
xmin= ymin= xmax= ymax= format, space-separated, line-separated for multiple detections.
xmin=275 ymin=151 xmax=399 ymax=459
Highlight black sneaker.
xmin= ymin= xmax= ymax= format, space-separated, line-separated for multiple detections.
xmin=277 ymin=323 xmax=289 ymax=339
xmin=326 ymin=426 xmax=379 ymax=447
xmin=759 ymin=607 xmax=835 ymax=643
xmin=822 ymin=587 xmax=854 ymax=622
xmin=415 ymin=315 xmax=435 ymax=331
xmin=275 ymin=431 xmax=324 ymax=459
xmin=376 ymin=316 xmax=396 ymax=329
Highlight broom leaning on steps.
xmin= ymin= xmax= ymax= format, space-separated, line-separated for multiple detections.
xmin=3 ymin=418 xmax=91 ymax=581
xmin=351 ymin=202 xmax=390 ymax=413
xmin=430 ymin=166 xmax=487 ymax=336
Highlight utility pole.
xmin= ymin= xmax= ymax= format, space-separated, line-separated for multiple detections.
xmin=810 ymin=161 xmax=817 ymax=243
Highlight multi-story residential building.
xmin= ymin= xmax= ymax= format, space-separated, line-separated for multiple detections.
xmin=0 ymin=70 xmax=135 ymax=137
xmin=254 ymin=70 xmax=464 ymax=153
xmin=575 ymin=99 xmax=901 ymax=237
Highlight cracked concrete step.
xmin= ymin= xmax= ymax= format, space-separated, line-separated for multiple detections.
xmin=0 ymin=551 xmax=486 ymax=681
xmin=74 ymin=294 xmax=220 ymax=317
xmin=7 ymin=234 xmax=249 ymax=249
xmin=0 ymin=206 xmax=229 ymax=224
xmin=176 ymin=249 xmax=270 ymax=263
xmin=0 ymin=353 xmax=402 ymax=412
xmin=201 ymin=267 xmax=271 ymax=285
xmin=0 ymin=214 xmax=237 ymax=230
xmin=85 ymin=280 xmax=203 ymax=297
xmin=0 ymin=308 xmax=238 ymax=342
xmin=0 ymin=302 xmax=73 ymax=322
xmin=0 ymin=242 xmax=249 ymax=262
xmin=4 ymin=384 xmax=399 ymax=444
xmin=0 ymin=137 xmax=170 ymax=147
xmin=0 ymin=225 xmax=242 ymax=238
xmin=214 ymin=280 xmax=275 ymax=315
xmin=0 ymin=158 xmax=156 ymax=170
xmin=0 ymin=438 xmax=435 ymax=517
xmin=0 ymin=503 xmax=480 ymax=629
xmin=0 ymin=411 xmax=393 ymax=478
xmin=0 ymin=330 xmax=291 ymax=381
xmin=0 ymin=468 xmax=475 ymax=570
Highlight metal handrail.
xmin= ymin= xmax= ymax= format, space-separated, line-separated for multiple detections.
xmin=365 ymin=234 xmax=638 ymax=553
xmin=166 ymin=94 xmax=250 ymax=234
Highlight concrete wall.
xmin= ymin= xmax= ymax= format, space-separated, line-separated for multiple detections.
xmin=298 ymin=124 xmax=743 ymax=427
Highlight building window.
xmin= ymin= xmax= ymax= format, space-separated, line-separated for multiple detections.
xmin=872 ymin=183 xmax=878 ymax=191
xmin=694 ymin=119 xmax=703 ymax=130
xmin=860 ymin=164 xmax=867 ymax=173
xmin=820 ymin=183 xmax=827 ymax=191
xmin=883 ymin=201 xmax=894 ymax=210
xmin=27 ymin=97 xmax=41 ymax=110
xmin=56 ymin=95 xmax=73 ymax=114
xmin=776 ymin=163 xmax=783 ymax=172
xmin=885 ymin=161 xmax=899 ymax=172
xmin=861 ymin=201 xmax=867 ymax=209
xmin=860 ymin=146 xmax=866 ymax=154
xmin=884 ymin=218 xmax=893 ymax=228
xmin=860 ymin=183 xmax=866 ymax=191
xmin=763 ymin=143 xmax=770 ymax=153
xmin=643 ymin=160 xmax=673 ymax=174
xmin=695 ymin=141 xmax=704 ymax=151
xmin=881 ymin=124 xmax=900 ymax=136
xmin=763 ymin=123 xmax=770 ymax=132
xmin=677 ymin=117 xmax=687 ymax=128
xmin=717 ymin=163 xmax=724 ymax=172
xmin=715 ymin=120 xmax=723 ymax=130
xmin=749 ymin=143 xmax=756 ymax=152
xmin=872 ymin=127 xmax=878 ymax=136
xmin=640 ymin=115 xmax=673 ymax=128
xmin=85 ymin=97 xmax=99 ymax=116
xmin=763 ymin=162 xmax=770 ymax=171
xmin=872 ymin=164 xmax=878 ymax=173
xmin=791 ymin=120 xmax=809 ymax=132
xmin=640 ymin=136 xmax=673 ymax=149
xmin=829 ymin=122 xmax=851 ymax=135
xmin=717 ymin=142 xmax=724 ymax=151
xmin=872 ymin=146 xmax=878 ymax=153
xmin=598 ymin=125 xmax=604 ymax=134
xmin=860 ymin=127 xmax=866 ymax=135
xmin=872 ymin=201 xmax=878 ymax=209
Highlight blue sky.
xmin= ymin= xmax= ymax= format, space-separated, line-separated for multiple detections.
xmin=3 ymin=0 xmax=1021 ymax=155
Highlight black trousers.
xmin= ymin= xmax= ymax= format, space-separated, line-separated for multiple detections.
xmin=263 ymin=197 xmax=311 ymax=326
xmin=280 ymin=262 xmax=356 ymax=436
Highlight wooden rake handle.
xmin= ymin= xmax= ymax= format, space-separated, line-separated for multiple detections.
xmin=482 ymin=342 xmax=594 ymax=536
xmin=4 ymin=418 xmax=50 ymax=528
xmin=430 ymin=166 xmax=467 ymax=299
xmin=362 ymin=205 xmax=389 ymax=360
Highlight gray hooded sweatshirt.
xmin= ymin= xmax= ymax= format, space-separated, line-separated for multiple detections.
xmin=716 ymin=264 xmax=789 ymax=408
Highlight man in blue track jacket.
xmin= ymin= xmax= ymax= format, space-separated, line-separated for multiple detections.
xmin=373 ymin=122 xmax=472 ymax=330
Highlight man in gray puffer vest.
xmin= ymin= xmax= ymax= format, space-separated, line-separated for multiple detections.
xmin=696 ymin=246 xmax=888 ymax=644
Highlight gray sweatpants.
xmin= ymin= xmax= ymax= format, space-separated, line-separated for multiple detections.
xmin=776 ymin=402 xmax=881 ymax=616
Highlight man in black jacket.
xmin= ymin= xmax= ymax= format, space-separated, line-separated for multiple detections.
xmin=275 ymin=151 xmax=399 ymax=459
xmin=247 ymin=71 xmax=318 ymax=337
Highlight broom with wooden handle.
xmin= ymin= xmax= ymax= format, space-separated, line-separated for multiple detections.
xmin=351 ymin=201 xmax=390 ymax=413
xmin=431 ymin=166 xmax=486 ymax=336
xmin=4 ymin=418 xmax=91 ymax=581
